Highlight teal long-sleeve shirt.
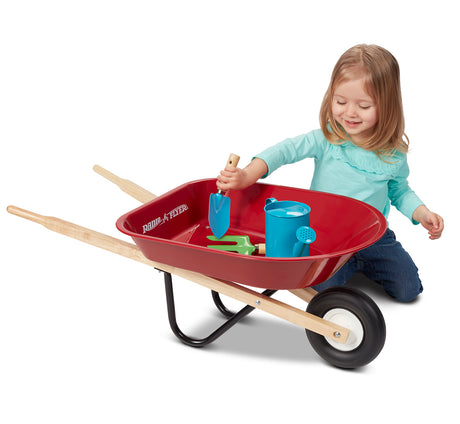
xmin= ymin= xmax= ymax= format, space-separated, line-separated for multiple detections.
xmin=255 ymin=129 xmax=424 ymax=223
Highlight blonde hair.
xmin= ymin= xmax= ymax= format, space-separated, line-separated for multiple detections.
xmin=320 ymin=44 xmax=409 ymax=158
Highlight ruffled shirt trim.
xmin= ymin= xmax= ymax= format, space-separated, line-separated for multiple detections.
xmin=326 ymin=140 xmax=405 ymax=178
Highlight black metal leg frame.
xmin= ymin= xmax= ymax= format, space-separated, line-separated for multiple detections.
xmin=162 ymin=271 xmax=277 ymax=347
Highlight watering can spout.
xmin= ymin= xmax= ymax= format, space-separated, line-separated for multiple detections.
xmin=292 ymin=225 xmax=317 ymax=257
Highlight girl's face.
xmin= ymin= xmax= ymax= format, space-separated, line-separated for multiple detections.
xmin=332 ymin=77 xmax=378 ymax=145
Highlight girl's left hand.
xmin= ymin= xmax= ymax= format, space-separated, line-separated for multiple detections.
xmin=412 ymin=205 xmax=444 ymax=240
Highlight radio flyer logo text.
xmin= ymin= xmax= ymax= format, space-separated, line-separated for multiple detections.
xmin=142 ymin=204 xmax=189 ymax=234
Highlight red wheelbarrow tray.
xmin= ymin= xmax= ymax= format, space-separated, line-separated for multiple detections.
xmin=116 ymin=179 xmax=387 ymax=290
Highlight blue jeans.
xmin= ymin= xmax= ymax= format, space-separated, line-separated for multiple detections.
xmin=315 ymin=229 xmax=423 ymax=302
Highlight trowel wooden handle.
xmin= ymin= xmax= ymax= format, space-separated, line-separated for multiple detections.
xmin=226 ymin=154 xmax=240 ymax=168
xmin=216 ymin=154 xmax=240 ymax=195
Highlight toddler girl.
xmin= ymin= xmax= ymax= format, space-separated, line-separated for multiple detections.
xmin=216 ymin=44 xmax=444 ymax=302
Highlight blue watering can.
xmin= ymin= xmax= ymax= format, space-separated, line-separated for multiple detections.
xmin=264 ymin=198 xmax=316 ymax=257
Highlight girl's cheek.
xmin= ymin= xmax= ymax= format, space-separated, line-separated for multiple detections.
xmin=331 ymin=105 xmax=342 ymax=117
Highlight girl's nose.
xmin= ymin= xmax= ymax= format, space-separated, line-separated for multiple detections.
xmin=346 ymin=103 xmax=358 ymax=117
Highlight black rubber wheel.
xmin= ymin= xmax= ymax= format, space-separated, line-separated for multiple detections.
xmin=306 ymin=287 xmax=386 ymax=369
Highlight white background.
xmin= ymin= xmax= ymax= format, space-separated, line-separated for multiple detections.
xmin=1 ymin=1 xmax=459 ymax=423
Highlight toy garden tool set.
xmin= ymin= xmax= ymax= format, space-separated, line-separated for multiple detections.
xmin=206 ymin=199 xmax=316 ymax=257
xmin=7 ymin=159 xmax=387 ymax=369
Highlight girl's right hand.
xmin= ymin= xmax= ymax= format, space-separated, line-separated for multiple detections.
xmin=216 ymin=166 xmax=248 ymax=191
xmin=216 ymin=157 xmax=268 ymax=191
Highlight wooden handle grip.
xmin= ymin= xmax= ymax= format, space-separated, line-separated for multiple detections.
xmin=6 ymin=205 xmax=150 ymax=265
xmin=93 ymin=165 xmax=156 ymax=203
xmin=257 ymin=243 xmax=266 ymax=255
xmin=7 ymin=205 xmax=44 ymax=226
xmin=226 ymin=154 xmax=240 ymax=168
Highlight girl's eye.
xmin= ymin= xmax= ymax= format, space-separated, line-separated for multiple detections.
xmin=359 ymin=105 xmax=372 ymax=110
xmin=336 ymin=100 xmax=346 ymax=105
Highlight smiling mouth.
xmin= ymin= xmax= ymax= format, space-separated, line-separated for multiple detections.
xmin=344 ymin=120 xmax=361 ymax=127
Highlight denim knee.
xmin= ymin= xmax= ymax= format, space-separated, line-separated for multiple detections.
xmin=356 ymin=228 xmax=423 ymax=302
xmin=386 ymin=279 xmax=423 ymax=303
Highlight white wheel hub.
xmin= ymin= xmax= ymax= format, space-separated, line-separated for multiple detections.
xmin=323 ymin=308 xmax=364 ymax=351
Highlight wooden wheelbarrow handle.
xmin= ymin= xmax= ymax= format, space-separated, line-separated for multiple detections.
xmin=6 ymin=205 xmax=151 ymax=266
xmin=93 ymin=165 xmax=156 ymax=203
xmin=6 ymin=204 xmax=348 ymax=343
